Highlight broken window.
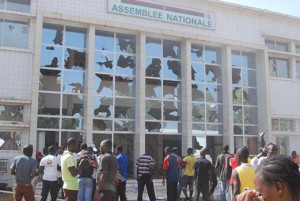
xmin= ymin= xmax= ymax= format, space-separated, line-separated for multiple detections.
xmin=115 ymin=98 xmax=135 ymax=119
xmin=191 ymin=44 xmax=204 ymax=63
xmin=205 ymin=65 xmax=222 ymax=83
xmin=114 ymin=120 xmax=135 ymax=132
xmin=145 ymin=121 xmax=162 ymax=132
xmin=192 ymin=103 xmax=205 ymax=122
xmin=93 ymin=97 xmax=113 ymax=118
xmin=3 ymin=19 xmax=28 ymax=48
xmin=7 ymin=0 xmax=30 ymax=12
xmin=163 ymin=59 xmax=181 ymax=79
xmin=232 ymin=68 xmax=242 ymax=85
xmin=95 ymin=30 xmax=114 ymax=51
xmin=94 ymin=74 xmax=113 ymax=95
xmin=206 ymin=104 xmax=222 ymax=123
xmin=146 ymin=37 xmax=161 ymax=57
xmin=38 ymin=93 xmax=60 ymax=115
xmin=234 ymin=125 xmax=243 ymax=135
xmin=0 ymin=105 xmax=23 ymax=121
xmin=146 ymin=79 xmax=161 ymax=98
xmin=163 ymin=80 xmax=180 ymax=100
xmin=206 ymin=84 xmax=222 ymax=103
xmin=37 ymin=117 xmax=59 ymax=129
xmin=93 ymin=119 xmax=112 ymax=131
xmin=296 ymin=61 xmax=300 ymax=79
xmin=146 ymin=58 xmax=162 ymax=77
xmin=41 ymin=45 xmax=63 ymax=68
xmin=269 ymin=57 xmax=289 ymax=78
xmin=43 ymin=24 xmax=64 ymax=46
xmin=232 ymin=87 xmax=243 ymax=104
xmin=65 ymin=26 xmax=86 ymax=49
xmin=205 ymin=46 xmax=221 ymax=64
xmin=233 ymin=106 xmax=243 ymax=124
xmin=243 ymin=88 xmax=257 ymax=105
xmin=62 ymin=94 xmax=84 ymax=117
xmin=191 ymin=63 xmax=204 ymax=81
xmin=116 ymin=33 xmax=136 ymax=54
xmin=192 ymin=83 xmax=205 ymax=101
xmin=63 ymin=71 xmax=85 ymax=93
xmin=39 ymin=69 xmax=61 ymax=91
xmin=115 ymin=76 xmax=134 ymax=97
xmin=95 ymin=52 xmax=114 ymax=74
xmin=116 ymin=54 xmax=135 ymax=75
xmin=61 ymin=118 xmax=83 ymax=130
xmin=163 ymin=39 xmax=181 ymax=59
xmin=145 ymin=100 xmax=161 ymax=120
xmin=64 ymin=48 xmax=86 ymax=70
xmin=163 ymin=101 xmax=180 ymax=121
xmin=0 ymin=132 xmax=20 ymax=150
xmin=244 ymin=107 xmax=258 ymax=124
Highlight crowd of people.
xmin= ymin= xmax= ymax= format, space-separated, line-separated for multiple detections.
xmin=9 ymin=133 xmax=300 ymax=201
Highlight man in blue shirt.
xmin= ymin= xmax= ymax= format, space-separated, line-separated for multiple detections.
xmin=116 ymin=145 xmax=128 ymax=201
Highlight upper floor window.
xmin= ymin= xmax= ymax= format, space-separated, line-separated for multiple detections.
xmin=0 ymin=19 xmax=29 ymax=48
xmin=0 ymin=0 xmax=30 ymax=13
xmin=296 ymin=45 xmax=300 ymax=54
xmin=265 ymin=39 xmax=288 ymax=52
xmin=269 ymin=57 xmax=290 ymax=78
xmin=0 ymin=104 xmax=23 ymax=122
xmin=272 ymin=118 xmax=294 ymax=131
xmin=296 ymin=61 xmax=300 ymax=80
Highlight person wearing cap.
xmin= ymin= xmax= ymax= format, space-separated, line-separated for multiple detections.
xmin=10 ymin=144 xmax=37 ymax=201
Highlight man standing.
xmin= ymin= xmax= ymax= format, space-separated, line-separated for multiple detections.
xmin=94 ymin=139 xmax=118 ymax=201
xmin=232 ymin=146 xmax=256 ymax=201
xmin=163 ymin=147 xmax=180 ymax=201
xmin=194 ymin=147 xmax=212 ymax=201
xmin=215 ymin=145 xmax=232 ymax=201
xmin=10 ymin=144 xmax=37 ymax=201
xmin=182 ymin=148 xmax=196 ymax=201
xmin=116 ymin=145 xmax=128 ymax=201
xmin=38 ymin=146 xmax=61 ymax=201
xmin=136 ymin=149 xmax=156 ymax=201
xmin=61 ymin=138 xmax=81 ymax=201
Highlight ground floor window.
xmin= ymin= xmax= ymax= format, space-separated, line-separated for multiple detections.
xmin=0 ymin=131 xmax=21 ymax=150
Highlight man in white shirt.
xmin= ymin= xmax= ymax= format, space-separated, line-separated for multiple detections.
xmin=38 ymin=146 xmax=61 ymax=201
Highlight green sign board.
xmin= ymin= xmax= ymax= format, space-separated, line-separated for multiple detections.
xmin=108 ymin=0 xmax=215 ymax=30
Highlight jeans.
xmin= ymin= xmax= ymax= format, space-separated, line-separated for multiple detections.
xmin=41 ymin=180 xmax=58 ymax=201
xmin=77 ymin=177 xmax=93 ymax=201
xmin=137 ymin=174 xmax=156 ymax=201
xmin=220 ymin=180 xmax=230 ymax=201
xmin=117 ymin=181 xmax=127 ymax=201
xmin=13 ymin=183 xmax=35 ymax=201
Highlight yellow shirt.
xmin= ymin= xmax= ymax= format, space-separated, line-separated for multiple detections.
xmin=183 ymin=154 xmax=197 ymax=176
xmin=61 ymin=151 xmax=79 ymax=190
xmin=236 ymin=163 xmax=256 ymax=192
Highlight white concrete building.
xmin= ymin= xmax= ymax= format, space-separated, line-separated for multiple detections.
xmin=0 ymin=0 xmax=299 ymax=185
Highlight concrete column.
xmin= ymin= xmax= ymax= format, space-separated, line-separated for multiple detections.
xmin=85 ymin=25 xmax=95 ymax=145
xmin=181 ymin=39 xmax=192 ymax=153
xmin=134 ymin=32 xmax=146 ymax=173
xmin=29 ymin=12 xmax=43 ymax=148
xmin=221 ymin=45 xmax=234 ymax=151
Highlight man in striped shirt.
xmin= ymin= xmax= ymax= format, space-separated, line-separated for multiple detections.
xmin=136 ymin=150 xmax=156 ymax=201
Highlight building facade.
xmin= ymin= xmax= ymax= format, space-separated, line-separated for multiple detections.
xmin=0 ymin=0 xmax=300 ymax=182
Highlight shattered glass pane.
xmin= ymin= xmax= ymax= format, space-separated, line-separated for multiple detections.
xmin=192 ymin=123 xmax=205 ymax=134
xmin=0 ymin=105 xmax=23 ymax=121
xmin=64 ymin=48 xmax=86 ymax=70
xmin=146 ymin=79 xmax=162 ymax=98
xmin=93 ymin=119 xmax=112 ymax=131
xmin=7 ymin=0 xmax=30 ymax=12
xmin=38 ymin=93 xmax=60 ymax=115
xmin=93 ymin=97 xmax=113 ymax=118
xmin=37 ymin=117 xmax=59 ymax=129
xmin=192 ymin=103 xmax=205 ymax=122
xmin=42 ymin=24 xmax=64 ymax=46
xmin=163 ymin=59 xmax=181 ymax=79
xmin=116 ymin=33 xmax=136 ymax=54
xmin=232 ymin=68 xmax=242 ymax=85
xmin=95 ymin=30 xmax=114 ymax=51
xmin=114 ymin=120 xmax=135 ymax=132
xmin=206 ymin=104 xmax=222 ymax=123
xmin=41 ymin=45 xmax=63 ymax=68
xmin=94 ymin=74 xmax=113 ymax=95
xmin=3 ymin=20 xmax=28 ymax=48
xmin=243 ymin=88 xmax=257 ymax=105
xmin=231 ymin=51 xmax=241 ymax=67
xmin=205 ymin=65 xmax=222 ymax=83
xmin=63 ymin=71 xmax=85 ymax=93
xmin=242 ymin=52 xmax=256 ymax=69
xmin=146 ymin=37 xmax=161 ymax=57
xmin=234 ymin=125 xmax=243 ymax=135
xmin=206 ymin=84 xmax=222 ymax=103
xmin=62 ymin=94 xmax=84 ymax=117
xmin=163 ymin=122 xmax=180 ymax=133
xmin=232 ymin=87 xmax=243 ymax=104
xmin=39 ymin=69 xmax=61 ymax=91
xmin=145 ymin=121 xmax=162 ymax=132
xmin=65 ymin=27 xmax=86 ymax=49
xmin=207 ymin=124 xmax=223 ymax=135
xmin=191 ymin=63 xmax=204 ymax=81
xmin=244 ymin=107 xmax=258 ymax=124
xmin=145 ymin=100 xmax=161 ymax=120
xmin=146 ymin=58 xmax=162 ymax=78
xmin=268 ymin=57 xmax=277 ymax=77
xmin=163 ymin=101 xmax=180 ymax=121
xmin=116 ymin=54 xmax=136 ymax=75
xmin=205 ymin=47 xmax=221 ymax=64
xmin=163 ymin=80 xmax=180 ymax=100
xmin=163 ymin=40 xmax=181 ymax=59
xmin=192 ymin=83 xmax=205 ymax=102
xmin=115 ymin=98 xmax=135 ymax=119
xmin=245 ymin=126 xmax=258 ymax=135
xmin=115 ymin=76 xmax=134 ymax=97
xmin=61 ymin=118 xmax=83 ymax=130
xmin=233 ymin=106 xmax=243 ymax=124
xmin=94 ymin=52 xmax=114 ymax=74
xmin=191 ymin=44 xmax=204 ymax=63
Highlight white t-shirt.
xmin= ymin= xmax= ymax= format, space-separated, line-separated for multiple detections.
xmin=40 ymin=154 xmax=61 ymax=181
